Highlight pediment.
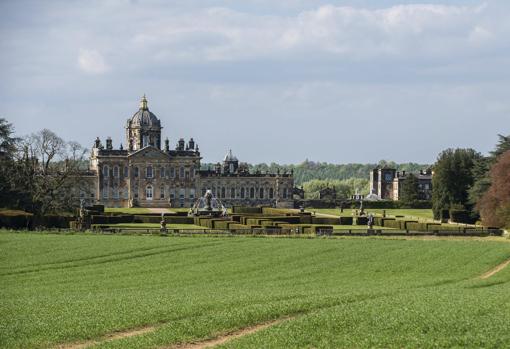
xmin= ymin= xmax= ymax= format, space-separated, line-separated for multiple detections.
xmin=128 ymin=146 xmax=169 ymax=160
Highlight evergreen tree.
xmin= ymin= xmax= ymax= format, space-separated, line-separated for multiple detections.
xmin=399 ymin=174 xmax=420 ymax=207
xmin=432 ymin=148 xmax=482 ymax=220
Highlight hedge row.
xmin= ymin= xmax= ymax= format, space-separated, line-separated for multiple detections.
xmin=0 ymin=213 xmax=72 ymax=229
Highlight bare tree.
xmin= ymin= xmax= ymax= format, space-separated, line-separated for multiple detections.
xmin=14 ymin=129 xmax=89 ymax=216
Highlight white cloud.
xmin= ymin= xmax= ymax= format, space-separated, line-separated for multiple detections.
xmin=77 ymin=48 xmax=110 ymax=74
xmin=122 ymin=3 xmax=495 ymax=64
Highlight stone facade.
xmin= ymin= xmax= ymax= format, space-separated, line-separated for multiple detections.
xmin=369 ymin=168 xmax=433 ymax=201
xmin=87 ymin=96 xmax=294 ymax=208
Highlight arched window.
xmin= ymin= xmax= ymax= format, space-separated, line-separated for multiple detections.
xmin=160 ymin=185 xmax=165 ymax=199
xmin=170 ymin=167 xmax=175 ymax=178
xmin=146 ymin=185 xmax=153 ymax=200
xmin=241 ymin=188 xmax=245 ymax=199
xmin=259 ymin=188 xmax=264 ymax=199
xmin=134 ymin=167 xmax=139 ymax=177
xmin=146 ymin=165 xmax=153 ymax=178
xmin=113 ymin=166 xmax=119 ymax=178
xmin=269 ymin=188 xmax=274 ymax=199
xmin=103 ymin=165 xmax=109 ymax=177
xmin=180 ymin=166 xmax=185 ymax=178
xmin=250 ymin=187 xmax=255 ymax=199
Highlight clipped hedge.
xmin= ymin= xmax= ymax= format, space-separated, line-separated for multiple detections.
xmin=339 ymin=216 xmax=353 ymax=225
xmin=232 ymin=206 xmax=263 ymax=214
xmin=312 ymin=217 xmax=339 ymax=225
xmin=0 ymin=212 xmax=33 ymax=229
xmin=355 ymin=216 xmax=368 ymax=225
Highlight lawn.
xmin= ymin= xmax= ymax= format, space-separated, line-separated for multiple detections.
xmin=1 ymin=231 xmax=510 ymax=348
xmin=309 ymin=208 xmax=434 ymax=220
xmin=95 ymin=223 xmax=207 ymax=230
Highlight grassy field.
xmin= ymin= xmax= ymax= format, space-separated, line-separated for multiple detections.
xmin=94 ymin=223 xmax=207 ymax=230
xmin=1 ymin=232 xmax=510 ymax=348
xmin=309 ymin=208 xmax=434 ymax=220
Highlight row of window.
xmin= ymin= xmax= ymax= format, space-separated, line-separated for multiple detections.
xmin=202 ymin=187 xmax=288 ymax=199
xmin=102 ymin=165 xmax=195 ymax=179
xmin=102 ymin=185 xmax=196 ymax=201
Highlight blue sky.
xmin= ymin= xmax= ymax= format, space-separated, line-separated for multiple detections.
xmin=1 ymin=0 xmax=509 ymax=164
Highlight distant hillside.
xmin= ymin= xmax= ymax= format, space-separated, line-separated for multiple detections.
xmin=202 ymin=160 xmax=431 ymax=186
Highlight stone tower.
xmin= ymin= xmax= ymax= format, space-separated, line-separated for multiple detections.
xmin=125 ymin=95 xmax=162 ymax=151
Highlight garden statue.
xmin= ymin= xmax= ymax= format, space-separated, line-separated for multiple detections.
xmin=160 ymin=212 xmax=167 ymax=233
xmin=367 ymin=213 xmax=374 ymax=230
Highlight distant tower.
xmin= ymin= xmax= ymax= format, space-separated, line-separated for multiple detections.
xmin=125 ymin=95 xmax=162 ymax=151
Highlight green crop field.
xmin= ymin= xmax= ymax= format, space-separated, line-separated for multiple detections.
xmin=2 ymin=231 xmax=510 ymax=348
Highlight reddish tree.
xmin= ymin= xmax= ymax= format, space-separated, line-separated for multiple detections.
xmin=478 ymin=150 xmax=510 ymax=227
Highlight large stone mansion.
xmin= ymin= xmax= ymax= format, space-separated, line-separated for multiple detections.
xmin=87 ymin=96 xmax=294 ymax=208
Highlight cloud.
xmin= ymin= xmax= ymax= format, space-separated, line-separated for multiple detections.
xmin=122 ymin=3 xmax=495 ymax=64
xmin=77 ymin=49 xmax=110 ymax=74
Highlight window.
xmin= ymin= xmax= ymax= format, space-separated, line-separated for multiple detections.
xmin=283 ymin=188 xmax=288 ymax=199
xmin=113 ymin=187 xmax=119 ymax=199
xmin=241 ymin=187 xmax=245 ymax=199
xmin=170 ymin=189 xmax=175 ymax=199
xmin=190 ymin=189 xmax=195 ymax=200
xmin=146 ymin=165 xmax=153 ymax=178
xmin=124 ymin=166 xmax=128 ymax=178
xmin=185 ymin=170 xmax=190 ymax=179
xmin=170 ymin=167 xmax=175 ymax=178
xmin=231 ymin=188 xmax=235 ymax=198
xmin=123 ymin=190 xmax=128 ymax=199
xmin=269 ymin=188 xmax=274 ymax=199
xmin=250 ymin=187 xmax=255 ymax=199
xmin=134 ymin=167 xmax=139 ymax=177
xmin=113 ymin=166 xmax=119 ymax=178
xmin=259 ymin=188 xmax=264 ymax=199
xmin=134 ymin=185 xmax=139 ymax=199
xmin=191 ymin=168 xmax=195 ymax=178
xmin=160 ymin=166 xmax=164 ymax=178
xmin=102 ymin=184 xmax=108 ymax=199
xmin=180 ymin=166 xmax=185 ymax=178
xmin=103 ymin=165 xmax=109 ymax=177
xmin=160 ymin=185 xmax=165 ymax=199
xmin=146 ymin=185 xmax=153 ymax=200
xmin=143 ymin=135 xmax=148 ymax=147
xmin=221 ymin=187 xmax=225 ymax=198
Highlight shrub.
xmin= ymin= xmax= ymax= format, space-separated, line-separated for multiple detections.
xmin=449 ymin=209 xmax=476 ymax=224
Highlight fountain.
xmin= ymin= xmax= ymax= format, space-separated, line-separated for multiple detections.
xmin=188 ymin=189 xmax=227 ymax=217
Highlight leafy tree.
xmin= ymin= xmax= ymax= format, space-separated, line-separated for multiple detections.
xmin=432 ymin=148 xmax=482 ymax=220
xmin=478 ymin=150 xmax=510 ymax=228
xmin=302 ymin=178 xmax=369 ymax=200
xmin=469 ymin=134 xmax=510 ymax=208
xmin=399 ymin=174 xmax=420 ymax=206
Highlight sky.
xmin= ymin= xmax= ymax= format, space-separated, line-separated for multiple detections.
xmin=1 ymin=0 xmax=509 ymax=164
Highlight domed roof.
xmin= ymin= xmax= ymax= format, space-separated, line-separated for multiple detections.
xmin=224 ymin=149 xmax=238 ymax=162
xmin=130 ymin=95 xmax=161 ymax=128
